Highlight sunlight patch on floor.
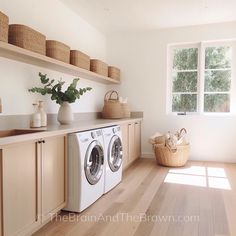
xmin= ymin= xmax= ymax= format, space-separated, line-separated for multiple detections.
xmin=164 ymin=173 xmax=207 ymax=187
xmin=164 ymin=166 xmax=231 ymax=190
xmin=169 ymin=166 xmax=206 ymax=176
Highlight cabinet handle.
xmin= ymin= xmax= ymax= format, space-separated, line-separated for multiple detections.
xmin=128 ymin=124 xmax=132 ymax=126
xmin=135 ymin=122 xmax=139 ymax=124
xmin=37 ymin=140 xmax=45 ymax=144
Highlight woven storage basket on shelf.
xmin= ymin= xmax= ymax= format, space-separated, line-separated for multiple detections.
xmin=108 ymin=66 xmax=120 ymax=81
xmin=46 ymin=40 xmax=70 ymax=63
xmin=102 ymin=90 xmax=123 ymax=119
xmin=90 ymin=59 xmax=108 ymax=76
xmin=0 ymin=11 xmax=9 ymax=42
xmin=154 ymin=143 xmax=190 ymax=167
xmin=70 ymin=50 xmax=90 ymax=70
xmin=8 ymin=24 xmax=46 ymax=55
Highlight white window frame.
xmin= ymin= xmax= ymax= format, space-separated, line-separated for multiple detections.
xmin=167 ymin=40 xmax=236 ymax=115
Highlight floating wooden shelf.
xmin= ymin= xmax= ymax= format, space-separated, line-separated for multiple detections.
xmin=0 ymin=41 xmax=120 ymax=85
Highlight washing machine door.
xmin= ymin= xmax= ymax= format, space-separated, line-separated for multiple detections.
xmin=84 ymin=140 xmax=104 ymax=185
xmin=108 ymin=135 xmax=123 ymax=172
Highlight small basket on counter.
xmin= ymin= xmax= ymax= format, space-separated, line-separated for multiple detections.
xmin=46 ymin=40 xmax=70 ymax=63
xmin=102 ymin=90 xmax=130 ymax=119
xmin=8 ymin=24 xmax=46 ymax=55
xmin=0 ymin=11 xmax=9 ymax=42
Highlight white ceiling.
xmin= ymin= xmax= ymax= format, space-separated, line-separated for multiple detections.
xmin=60 ymin=0 xmax=236 ymax=33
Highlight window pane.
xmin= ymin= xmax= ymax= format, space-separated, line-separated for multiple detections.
xmin=205 ymin=46 xmax=231 ymax=69
xmin=204 ymin=94 xmax=230 ymax=112
xmin=204 ymin=70 xmax=231 ymax=92
xmin=173 ymin=71 xmax=198 ymax=92
xmin=173 ymin=48 xmax=198 ymax=70
xmin=172 ymin=94 xmax=197 ymax=112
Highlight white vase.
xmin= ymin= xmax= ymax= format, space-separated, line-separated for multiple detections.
xmin=57 ymin=102 xmax=74 ymax=125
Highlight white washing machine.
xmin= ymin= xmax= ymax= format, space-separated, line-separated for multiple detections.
xmin=102 ymin=125 xmax=123 ymax=193
xmin=64 ymin=129 xmax=105 ymax=212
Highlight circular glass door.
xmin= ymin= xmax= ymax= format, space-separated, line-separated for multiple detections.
xmin=108 ymin=136 xmax=123 ymax=172
xmin=84 ymin=141 xmax=104 ymax=185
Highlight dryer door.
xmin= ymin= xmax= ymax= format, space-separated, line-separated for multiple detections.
xmin=85 ymin=140 xmax=104 ymax=185
xmin=108 ymin=135 xmax=123 ymax=172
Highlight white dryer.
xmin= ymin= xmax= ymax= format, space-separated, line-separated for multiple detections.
xmin=64 ymin=129 xmax=105 ymax=212
xmin=102 ymin=125 xmax=123 ymax=193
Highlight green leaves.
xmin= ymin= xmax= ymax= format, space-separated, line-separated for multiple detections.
xmin=28 ymin=72 xmax=92 ymax=105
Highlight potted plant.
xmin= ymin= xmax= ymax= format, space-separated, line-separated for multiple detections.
xmin=29 ymin=72 xmax=92 ymax=124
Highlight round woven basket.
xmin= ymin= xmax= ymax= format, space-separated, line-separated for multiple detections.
xmin=154 ymin=143 xmax=190 ymax=167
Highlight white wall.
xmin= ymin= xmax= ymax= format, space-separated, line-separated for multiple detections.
xmin=107 ymin=21 xmax=236 ymax=162
xmin=0 ymin=0 xmax=107 ymax=115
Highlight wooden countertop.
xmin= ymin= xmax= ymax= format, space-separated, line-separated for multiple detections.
xmin=0 ymin=117 xmax=142 ymax=147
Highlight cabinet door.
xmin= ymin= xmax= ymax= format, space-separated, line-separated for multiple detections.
xmin=120 ymin=123 xmax=129 ymax=170
xmin=128 ymin=123 xmax=136 ymax=163
xmin=1 ymin=141 xmax=40 ymax=236
xmin=134 ymin=121 xmax=141 ymax=159
xmin=41 ymin=135 xmax=66 ymax=222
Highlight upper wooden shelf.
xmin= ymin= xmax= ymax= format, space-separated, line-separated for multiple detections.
xmin=0 ymin=41 xmax=120 ymax=85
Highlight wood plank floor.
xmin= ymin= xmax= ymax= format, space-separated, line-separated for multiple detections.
xmin=34 ymin=158 xmax=236 ymax=236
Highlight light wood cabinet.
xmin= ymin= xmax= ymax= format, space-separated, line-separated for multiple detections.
xmin=121 ymin=124 xmax=129 ymax=169
xmin=128 ymin=122 xmax=136 ymax=163
xmin=42 ymin=136 xmax=66 ymax=222
xmin=0 ymin=135 xmax=66 ymax=236
xmin=121 ymin=120 xmax=142 ymax=170
xmin=134 ymin=121 xmax=141 ymax=159
xmin=1 ymin=141 xmax=40 ymax=236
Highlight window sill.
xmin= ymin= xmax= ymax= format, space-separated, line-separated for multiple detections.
xmin=167 ymin=112 xmax=236 ymax=117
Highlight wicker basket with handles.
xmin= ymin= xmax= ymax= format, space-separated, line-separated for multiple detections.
xmin=102 ymin=90 xmax=123 ymax=119
xmin=154 ymin=143 xmax=190 ymax=167
xmin=151 ymin=128 xmax=189 ymax=167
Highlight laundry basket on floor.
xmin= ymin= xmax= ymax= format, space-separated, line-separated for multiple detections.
xmin=153 ymin=143 xmax=190 ymax=167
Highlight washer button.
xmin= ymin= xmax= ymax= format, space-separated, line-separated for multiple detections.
xmin=91 ymin=132 xmax=96 ymax=139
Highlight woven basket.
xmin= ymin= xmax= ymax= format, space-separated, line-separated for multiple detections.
xmin=70 ymin=50 xmax=90 ymax=70
xmin=90 ymin=59 xmax=108 ymax=76
xmin=108 ymin=66 xmax=120 ymax=81
xmin=154 ymin=143 xmax=190 ymax=167
xmin=102 ymin=91 xmax=123 ymax=119
xmin=9 ymin=24 xmax=46 ymax=55
xmin=46 ymin=40 xmax=70 ymax=63
xmin=0 ymin=11 xmax=9 ymax=42
xmin=121 ymin=103 xmax=130 ymax=118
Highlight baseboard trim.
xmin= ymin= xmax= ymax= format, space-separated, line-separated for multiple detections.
xmin=141 ymin=152 xmax=155 ymax=158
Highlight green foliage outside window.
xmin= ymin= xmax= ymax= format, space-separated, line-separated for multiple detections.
xmin=205 ymin=46 xmax=231 ymax=69
xmin=173 ymin=71 xmax=197 ymax=93
xmin=173 ymin=48 xmax=198 ymax=70
xmin=204 ymin=94 xmax=230 ymax=112
xmin=172 ymin=94 xmax=197 ymax=112
xmin=204 ymin=70 xmax=231 ymax=92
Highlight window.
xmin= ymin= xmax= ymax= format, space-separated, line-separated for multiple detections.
xmin=168 ymin=41 xmax=234 ymax=114
xmin=204 ymin=46 xmax=231 ymax=112
xmin=172 ymin=47 xmax=198 ymax=113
